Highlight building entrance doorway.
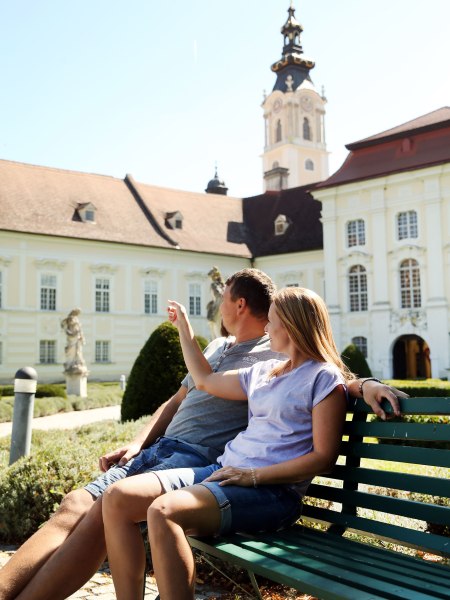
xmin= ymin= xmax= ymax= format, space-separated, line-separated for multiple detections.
xmin=392 ymin=335 xmax=431 ymax=379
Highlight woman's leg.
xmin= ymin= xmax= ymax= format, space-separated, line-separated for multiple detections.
xmin=148 ymin=485 xmax=221 ymax=600
xmin=102 ymin=472 xmax=164 ymax=600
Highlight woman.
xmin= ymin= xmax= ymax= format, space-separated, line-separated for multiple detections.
xmin=103 ymin=287 xmax=352 ymax=600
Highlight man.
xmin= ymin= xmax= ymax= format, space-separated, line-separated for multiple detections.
xmin=0 ymin=269 xmax=402 ymax=600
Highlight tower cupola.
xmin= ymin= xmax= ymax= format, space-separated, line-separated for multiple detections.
xmin=205 ymin=167 xmax=228 ymax=196
xmin=271 ymin=4 xmax=315 ymax=93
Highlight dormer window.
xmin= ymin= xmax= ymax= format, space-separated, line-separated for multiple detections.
xmin=274 ymin=214 xmax=290 ymax=236
xmin=77 ymin=202 xmax=97 ymax=223
xmin=165 ymin=211 xmax=183 ymax=230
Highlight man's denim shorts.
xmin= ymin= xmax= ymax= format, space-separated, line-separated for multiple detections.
xmin=154 ymin=464 xmax=303 ymax=536
xmin=84 ymin=437 xmax=211 ymax=499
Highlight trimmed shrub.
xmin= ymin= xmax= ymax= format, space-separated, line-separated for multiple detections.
xmin=121 ymin=322 xmax=207 ymax=422
xmin=0 ymin=383 xmax=123 ymax=423
xmin=341 ymin=344 xmax=372 ymax=378
xmin=383 ymin=378 xmax=450 ymax=397
xmin=0 ymin=418 xmax=144 ymax=543
xmin=35 ymin=384 xmax=67 ymax=399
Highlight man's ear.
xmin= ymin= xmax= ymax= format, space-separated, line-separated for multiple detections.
xmin=237 ymin=297 xmax=247 ymax=313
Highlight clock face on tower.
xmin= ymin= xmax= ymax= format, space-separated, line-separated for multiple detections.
xmin=300 ymin=96 xmax=313 ymax=112
xmin=273 ymin=98 xmax=283 ymax=113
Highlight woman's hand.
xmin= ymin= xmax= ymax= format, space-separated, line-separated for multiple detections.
xmin=203 ymin=466 xmax=255 ymax=487
xmin=167 ymin=300 xmax=188 ymax=329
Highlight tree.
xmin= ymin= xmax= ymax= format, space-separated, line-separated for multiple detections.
xmin=121 ymin=321 xmax=208 ymax=422
xmin=341 ymin=344 xmax=372 ymax=378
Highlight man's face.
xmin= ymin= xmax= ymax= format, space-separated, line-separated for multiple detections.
xmin=219 ymin=285 xmax=240 ymax=334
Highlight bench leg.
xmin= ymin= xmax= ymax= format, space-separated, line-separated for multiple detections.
xmin=247 ymin=570 xmax=263 ymax=600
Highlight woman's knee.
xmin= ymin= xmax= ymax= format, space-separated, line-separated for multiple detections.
xmin=102 ymin=479 xmax=129 ymax=516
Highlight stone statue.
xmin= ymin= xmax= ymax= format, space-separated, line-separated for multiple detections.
xmin=61 ymin=308 xmax=87 ymax=375
xmin=206 ymin=266 xmax=225 ymax=339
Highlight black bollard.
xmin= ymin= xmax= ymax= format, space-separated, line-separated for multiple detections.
xmin=9 ymin=367 xmax=38 ymax=465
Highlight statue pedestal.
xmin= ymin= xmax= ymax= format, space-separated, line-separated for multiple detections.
xmin=65 ymin=372 xmax=88 ymax=398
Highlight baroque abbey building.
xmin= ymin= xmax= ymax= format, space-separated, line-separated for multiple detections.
xmin=0 ymin=6 xmax=449 ymax=383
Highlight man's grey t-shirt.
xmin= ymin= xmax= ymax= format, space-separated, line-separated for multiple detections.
xmin=164 ymin=335 xmax=283 ymax=462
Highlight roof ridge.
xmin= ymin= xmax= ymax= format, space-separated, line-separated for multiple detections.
xmin=0 ymin=158 xmax=123 ymax=181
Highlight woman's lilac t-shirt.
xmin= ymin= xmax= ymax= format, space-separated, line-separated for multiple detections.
xmin=217 ymin=359 xmax=345 ymax=497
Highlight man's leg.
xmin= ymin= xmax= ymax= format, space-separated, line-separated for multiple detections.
xmin=15 ymin=495 xmax=107 ymax=600
xmin=0 ymin=487 xmax=94 ymax=600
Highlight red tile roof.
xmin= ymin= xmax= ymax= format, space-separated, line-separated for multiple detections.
xmin=0 ymin=159 xmax=250 ymax=257
xmin=316 ymin=108 xmax=450 ymax=189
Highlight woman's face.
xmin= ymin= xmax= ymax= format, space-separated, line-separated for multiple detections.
xmin=264 ymin=303 xmax=291 ymax=354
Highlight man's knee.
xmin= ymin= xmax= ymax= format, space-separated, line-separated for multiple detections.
xmin=56 ymin=487 xmax=96 ymax=523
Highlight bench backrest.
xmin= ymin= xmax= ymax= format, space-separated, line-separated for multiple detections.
xmin=302 ymin=397 xmax=450 ymax=557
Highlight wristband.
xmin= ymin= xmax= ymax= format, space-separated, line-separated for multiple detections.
xmin=250 ymin=467 xmax=258 ymax=488
xmin=359 ymin=377 xmax=381 ymax=396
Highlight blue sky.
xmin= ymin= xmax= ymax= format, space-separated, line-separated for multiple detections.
xmin=0 ymin=0 xmax=449 ymax=197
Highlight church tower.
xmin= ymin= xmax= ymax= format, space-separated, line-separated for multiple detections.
xmin=262 ymin=4 xmax=328 ymax=191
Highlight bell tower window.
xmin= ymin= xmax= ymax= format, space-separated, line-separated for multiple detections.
xmin=303 ymin=118 xmax=312 ymax=141
xmin=276 ymin=120 xmax=282 ymax=142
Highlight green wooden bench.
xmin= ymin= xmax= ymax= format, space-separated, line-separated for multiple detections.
xmin=188 ymin=397 xmax=450 ymax=599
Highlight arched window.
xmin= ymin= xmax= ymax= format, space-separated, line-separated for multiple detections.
xmin=303 ymin=117 xmax=311 ymax=140
xmin=400 ymin=259 xmax=421 ymax=308
xmin=352 ymin=336 xmax=368 ymax=358
xmin=305 ymin=159 xmax=314 ymax=171
xmin=397 ymin=210 xmax=418 ymax=240
xmin=346 ymin=219 xmax=365 ymax=247
xmin=349 ymin=265 xmax=368 ymax=312
xmin=276 ymin=120 xmax=282 ymax=142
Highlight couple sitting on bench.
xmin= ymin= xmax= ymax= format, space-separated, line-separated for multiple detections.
xmin=0 ymin=269 xmax=402 ymax=600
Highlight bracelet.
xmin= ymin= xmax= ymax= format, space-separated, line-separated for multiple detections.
xmin=359 ymin=377 xmax=381 ymax=396
xmin=250 ymin=467 xmax=258 ymax=488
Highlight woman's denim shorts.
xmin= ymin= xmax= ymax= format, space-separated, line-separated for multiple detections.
xmin=155 ymin=464 xmax=303 ymax=536
xmin=84 ymin=437 xmax=211 ymax=499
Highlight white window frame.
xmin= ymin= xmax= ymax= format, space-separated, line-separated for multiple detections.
xmin=397 ymin=210 xmax=418 ymax=240
xmin=400 ymin=259 xmax=421 ymax=308
xmin=39 ymin=340 xmax=56 ymax=364
xmin=348 ymin=265 xmax=368 ymax=312
xmin=305 ymin=159 xmax=314 ymax=171
xmin=95 ymin=278 xmax=110 ymax=313
xmin=346 ymin=219 xmax=366 ymax=248
xmin=40 ymin=273 xmax=57 ymax=311
xmin=352 ymin=336 xmax=368 ymax=358
xmin=188 ymin=283 xmax=202 ymax=317
xmin=0 ymin=271 xmax=2 ymax=309
xmin=144 ymin=280 xmax=158 ymax=315
xmin=95 ymin=340 xmax=111 ymax=363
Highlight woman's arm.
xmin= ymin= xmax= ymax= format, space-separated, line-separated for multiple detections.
xmin=167 ymin=300 xmax=246 ymax=400
xmin=205 ymin=385 xmax=347 ymax=487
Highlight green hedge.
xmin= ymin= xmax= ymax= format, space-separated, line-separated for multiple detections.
xmin=0 ymin=383 xmax=123 ymax=423
xmin=0 ymin=418 xmax=143 ymax=543
xmin=383 ymin=378 xmax=450 ymax=397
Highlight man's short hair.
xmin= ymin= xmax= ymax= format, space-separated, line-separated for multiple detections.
xmin=225 ymin=269 xmax=276 ymax=320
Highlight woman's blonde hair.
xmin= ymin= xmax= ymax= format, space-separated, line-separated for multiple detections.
xmin=270 ymin=287 xmax=354 ymax=381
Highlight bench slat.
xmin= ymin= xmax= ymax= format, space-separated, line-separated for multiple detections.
xmin=344 ymin=421 xmax=450 ymax=442
xmin=260 ymin=527 xmax=450 ymax=592
xmin=307 ymin=484 xmax=450 ymax=525
xmin=340 ymin=441 xmax=450 ymax=467
xmin=325 ymin=465 xmax=450 ymax=496
xmin=351 ymin=397 xmax=450 ymax=415
xmin=302 ymin=505 xmax=450 ymax=556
